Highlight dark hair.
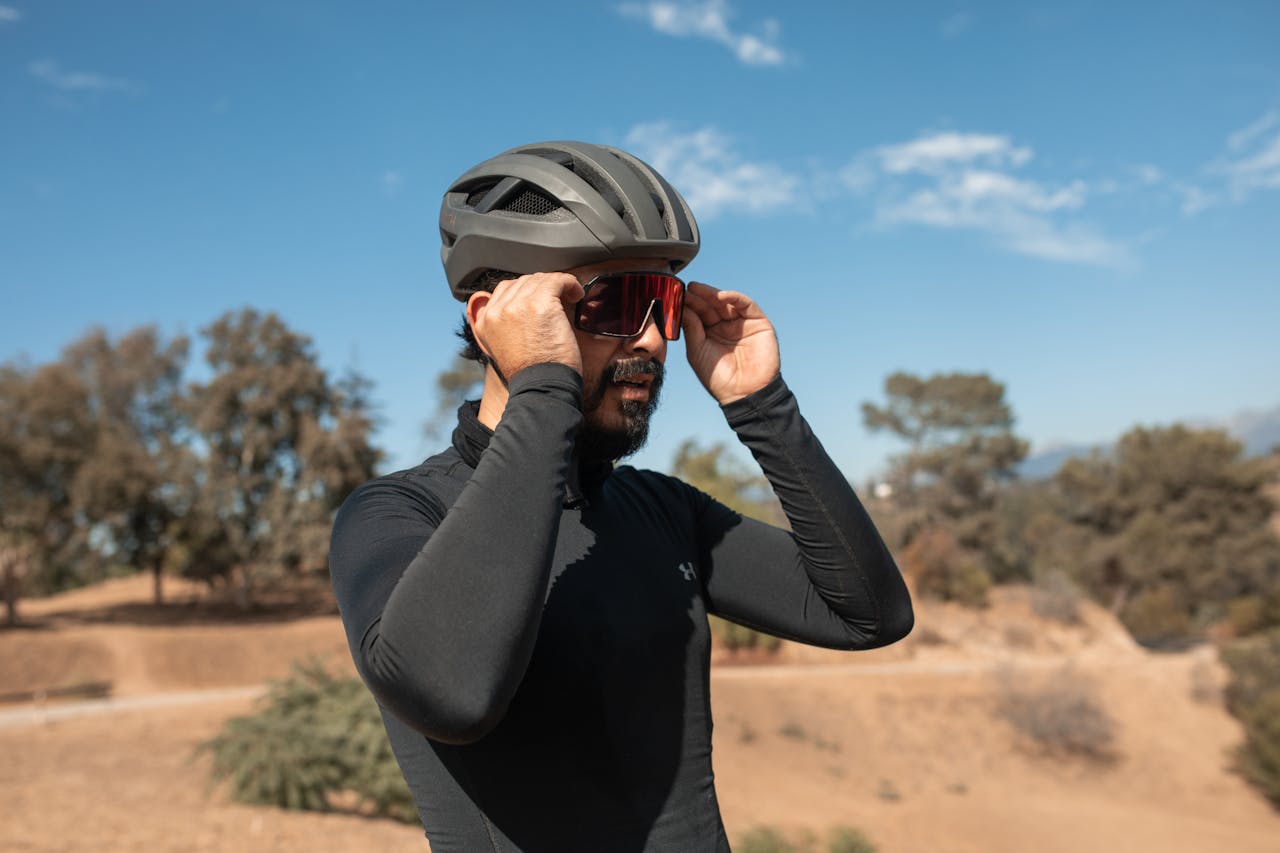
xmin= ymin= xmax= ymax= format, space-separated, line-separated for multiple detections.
xmin=456 ymin=269 xmax=518 ymax=365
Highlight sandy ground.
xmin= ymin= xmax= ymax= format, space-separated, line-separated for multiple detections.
xmin=2 ymin=576 xmax=1279 ymax=852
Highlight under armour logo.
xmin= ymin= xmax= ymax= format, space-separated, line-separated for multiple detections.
xmin=676 ymin=561 xmax=697 ymax=581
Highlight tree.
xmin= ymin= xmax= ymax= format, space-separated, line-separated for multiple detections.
xmin=672 ymin=439 xmax=781 ymax=523
xmin=861 ymin=371 xmax=1028 ymax=604
xmin=0 ymin=361 xmax=94 ymax=625
xmin=186 ymin=309 xmax=380 ymax=607
xmin=424 ymin=355 xmax=485 ymax=441
xmin=62 ymin=326 xmax=190 ymax=604
xmin=1055 ymin=425 xmax=1280 ymax=644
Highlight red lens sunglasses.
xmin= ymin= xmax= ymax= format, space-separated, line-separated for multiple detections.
xmin=573 ymin=272 xmax=686 ymax=341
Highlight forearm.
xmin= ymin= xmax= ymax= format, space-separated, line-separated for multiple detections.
xmin=333 ymin=364 xmax=582 ymax=742
xmin=712 ymin=374 xmax=913 ymax=647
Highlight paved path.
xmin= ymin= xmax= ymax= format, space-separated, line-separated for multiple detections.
xmin=0 ymin=685 xmax=266 ymax=730
xmin=0 ymin=653 xmax=1143 ymax=731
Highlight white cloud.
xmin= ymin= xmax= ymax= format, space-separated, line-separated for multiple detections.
xmin=1176 ymin=183 xmax=1215 ymax=216
xmin=874 ymin=132 xmax=1032 ymax=175
xmin=624 ymin=122 xmax=800 ymax=219
xmin=1226 ymin=110 xmax=1278 ymax=153
xmin=27 ymin=59 xmax=137 ymax=93
xmin=0 ymin=5 xmax=21 ymax=24
xmin=1134 ymin=164 xmax=1163 ymax=185
xmin=1180 ymin=110 xmax=1280 ymax=214
xmin=1217 ymin=110 xmax=1280 ymax=200
xmin=618 ymin=0 xmax=789 ymax=66
xmin=380 ymin=171 xmax=403 ymax=195
xmin=855 ymin=131 xmax=1129 ymax=267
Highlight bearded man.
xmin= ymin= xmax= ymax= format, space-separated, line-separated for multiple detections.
xmin=329 ymin=140 xmax=913 ymax=852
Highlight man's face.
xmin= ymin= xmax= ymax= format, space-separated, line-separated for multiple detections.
xmin=566 ymin=258 xmax=672 ymax=462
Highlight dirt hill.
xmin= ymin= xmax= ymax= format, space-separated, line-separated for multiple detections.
xmin=2 ymin=575 xmax=1278 ymax=852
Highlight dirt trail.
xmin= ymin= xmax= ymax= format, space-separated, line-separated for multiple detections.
xmin=2 ymin=575 xmax=1278 ymax=852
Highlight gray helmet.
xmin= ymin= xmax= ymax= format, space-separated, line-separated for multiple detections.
xmin=440 ymin=141 xmax=700 ymax=301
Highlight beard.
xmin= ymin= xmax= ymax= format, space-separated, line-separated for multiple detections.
xmin=575 ymin=357 xmax=665 ymax=462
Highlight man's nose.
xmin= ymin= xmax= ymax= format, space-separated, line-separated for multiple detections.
xmin=623 ymin=304 xmax=667 ymax=355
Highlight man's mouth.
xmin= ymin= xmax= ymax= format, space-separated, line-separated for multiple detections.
xmin=612 ymin=375 xmax=652 ymax=399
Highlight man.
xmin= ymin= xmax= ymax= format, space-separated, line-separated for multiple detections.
xmin=329 ymin=141 xmax=913 ymax=852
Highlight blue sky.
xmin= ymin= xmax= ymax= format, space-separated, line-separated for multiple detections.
xmin=3 ymin=1 xmax=1278 ymax=483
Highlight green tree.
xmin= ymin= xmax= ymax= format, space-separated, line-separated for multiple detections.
xmin=0 ymin=361 xmax=95 ymax=625
xmin=62 ymin=326 xmax=190 ymax=604
xmin=1056 ymin=425 xmax=1280 ymax=644
xmin=672 ymin=439 xmax=781 ymax=522
xmin=186 ymin=309 xmax=380 ymax=606
xmin=861 ymin=371 xmax=1028 ymax=603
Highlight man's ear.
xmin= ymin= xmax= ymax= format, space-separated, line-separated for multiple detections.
xmin=466 ymin=291 xmax=493 ymax=358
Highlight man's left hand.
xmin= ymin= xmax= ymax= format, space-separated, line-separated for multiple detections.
xmin=681 ymin=281 xmax=780 ymax=405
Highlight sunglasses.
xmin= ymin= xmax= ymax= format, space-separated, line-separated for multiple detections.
xmin=573 ymin=271 xmax=686 ymax=341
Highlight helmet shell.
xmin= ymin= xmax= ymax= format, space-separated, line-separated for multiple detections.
xmin=440 ymin=141 xmax=700 ymax=301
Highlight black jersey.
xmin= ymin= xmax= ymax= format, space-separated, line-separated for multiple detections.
xmin=329 ymin=363 xmax=912 ymax=852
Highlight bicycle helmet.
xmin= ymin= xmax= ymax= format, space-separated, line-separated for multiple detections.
xmin=440 ymin=141 xmax=700 ymax=301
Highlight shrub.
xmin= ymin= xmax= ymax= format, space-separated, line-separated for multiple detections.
xmin=1221 ymin=629 xmax=1280 ymax=807
xmin=199 ymin=658 xmax=417 ymax=823
xmin=711 ymin=614 xmax=782 ymax=653
xmin=1122 ymin=585 xmax=1193 ymax=649
xmin=901 ymin=524 xmax=990 ymax=607
xmin=1029 ymin=570 xmax=1082 ymax=624
xmin=1234 ymin=688 xmax=1280 ymax=806
xmin=828 ymin=825 xmax=878 ymax=853
xmin=996 ymin=666 xmax=1117 ymax=760
xmin=737 ymin=826 xmax=799 ymax=853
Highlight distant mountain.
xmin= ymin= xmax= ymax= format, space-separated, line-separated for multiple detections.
xmin=1219 ymin=404 xmax=1280 ymax=457
xmin=1018 ymin=402 xmax=1280 ymax=480
xmin=1017 ymin=442 xmax=1106 ymax=479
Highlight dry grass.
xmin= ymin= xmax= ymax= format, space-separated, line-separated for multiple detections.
xmin=995 ymin=665 xmax=1117 ymax=761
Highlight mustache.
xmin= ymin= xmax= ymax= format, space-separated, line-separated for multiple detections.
xmin=608 ymin=358 xmax=663 ymax=383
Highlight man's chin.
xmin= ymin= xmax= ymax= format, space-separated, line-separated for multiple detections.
xmin=578 ymin=404 xmax=654 ymax=462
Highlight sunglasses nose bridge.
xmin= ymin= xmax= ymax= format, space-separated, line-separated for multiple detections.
xmin=575 ymin=273 xmax=683 ymax=340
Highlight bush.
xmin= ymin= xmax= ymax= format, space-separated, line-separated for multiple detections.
xmin=1221 ymin=629 xmax=1280 ymax=807
xmin=1122 ymin=585 xmax=1193 ymax=649
xmin=828 ymin=825 xmax=878 ymax=853
xmin=902 ymin=524 xmax=991 ymax=607
xmin=1029 ymin=570 xmax=1082 ymax=624
xmin=199 ymin=658 xmax=417 ymax=823
xmin=711 ymin=614 xmax=782 ymax=653
xmin=996 ymin=666 xmax=1117 ymax=760
xmin=1235 ymin=688 xmax=1280 ymax=805
xmin=734 ymin=824 xmax=877 ymax=852
xmin=737 ymin=826 xmax=799 ymax=853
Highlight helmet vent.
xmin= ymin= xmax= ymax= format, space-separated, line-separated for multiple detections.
xmin=500 ymin=188 xmax=563 ymax=217
xmin=465 ymin=184 xmax=497 ymax=208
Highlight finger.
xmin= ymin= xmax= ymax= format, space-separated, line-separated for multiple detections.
xmin=706 ymin=288 xmax=760 ymax=319
xmin=683 ymin=282 xmax=726 ymax=326
xmin=551 ymin=273 xmax=585 ymax=305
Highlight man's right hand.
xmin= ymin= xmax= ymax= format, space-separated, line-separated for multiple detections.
xmin=469 ymin=273 xmax=585 ymax=378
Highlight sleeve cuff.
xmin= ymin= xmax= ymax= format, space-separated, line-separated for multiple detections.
xmin=721 ymin=372 xmax=790 ymax=428
xmin=507 ymin=362 xmax=584 ymax=409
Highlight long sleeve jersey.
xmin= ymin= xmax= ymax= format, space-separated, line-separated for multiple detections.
xmin=329 ymin=363 xmax=912 ymax=852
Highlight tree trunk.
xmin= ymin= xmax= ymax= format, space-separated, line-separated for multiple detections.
xmin=234 ymin=563 xmax=252 ymax=610
xmin=152 ymin=562 xmax=164 ymax=606
xmin=2 ymin=549 xmax=20 ymax=628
